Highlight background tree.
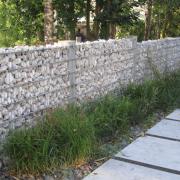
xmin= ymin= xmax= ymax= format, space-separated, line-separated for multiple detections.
xmin=86 ymin=0 xmax=91 ymax=39
xmin=144 ymin=0 xmax=153 ymax=40
xmin=0 ymin=0 xmax=179 ymax=47
xmin=44 ymin=0 xmax=54 ymax=43
xmin=53 ymin=0 xmax=85 ymax=40
xmin=152 ymin=0 xmax=180 ymax=39
xmin=0 ymin=1 xmax=20 ymax=46
xmin=95 ymin=0 xmax=139 ymax=39
xmin=91 ymin=0 xmax=102 ymax=39
xmin=0 ymin=0 xmax=44 ymax=45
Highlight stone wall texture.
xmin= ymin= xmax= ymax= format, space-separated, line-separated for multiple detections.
xmin=0 ymin=37 xmax=180 ymax=138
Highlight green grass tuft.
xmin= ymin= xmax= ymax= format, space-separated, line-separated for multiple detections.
xmin=4 ymin=106 xmax=95 ymax=174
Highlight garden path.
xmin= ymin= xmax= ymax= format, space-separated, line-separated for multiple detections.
xmin=84 ymin=109 xmax=180 ymax=180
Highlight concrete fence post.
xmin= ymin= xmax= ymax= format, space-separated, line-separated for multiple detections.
xmin=67 ymin=43 xmax=77 ymax=103
xmin=131 ymin=36 xmax=138 ymax=84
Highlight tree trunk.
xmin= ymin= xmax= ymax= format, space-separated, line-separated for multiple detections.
xmin=144 ymin=0 xmax=153 ymax=40
xmin=86 ymin=0 xmax=91 ymax=39
xmin=162 ymin=7 xmax=172 ymax=38
xmin=70 ymin=27 xmax=76 ymax=40
xmin=69 ymin=2 xmax=76 ymax=40
xmin=93 ymin=0 xmax=101 ymax=39
xmin=157 ymin=9 xmax=161 ymax=39
xmin=109 ymin=24 xmax=116 ymax=39
xmin=44 ymin=0 xmax=54 ymax=43
xmin=107 ymin=0 xmax=116 ymax=39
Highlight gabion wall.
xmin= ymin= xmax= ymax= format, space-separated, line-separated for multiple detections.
xmin=0 ymin=37 xmax=180 ymax=138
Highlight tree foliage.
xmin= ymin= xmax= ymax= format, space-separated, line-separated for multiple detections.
xmin=2 ymin=0 xmax=44 ymax=45
xmin=94 ymin=0 xmax=139 ymax=39
xmin=53 ymin=0 xmax=85 ymax=39
xmin=0 ymin=0 xmax=179 ymax=47
xmin=151 ymin=0 xmax=180 ymax=39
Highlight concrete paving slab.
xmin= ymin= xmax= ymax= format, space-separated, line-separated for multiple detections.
xmin=115 ymin=136 xmax=180 ymax=173
xmin=146 ymin=119 xmax=180 ymax=141
xmin=166 ymin=109 xmax=180 ymax=121
xmin=84 ymin=159 xmax=180 ymax=180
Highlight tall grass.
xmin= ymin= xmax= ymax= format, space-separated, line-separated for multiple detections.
xmin=4 ymin=106 xmax=95 ymax=173
xmin=3 ymin=70 xmax=180 ymax=174
xmin=125 ymin=71 xmax=180 ymax=112
xmin=85 ymin=96 xmax=135 ymax=139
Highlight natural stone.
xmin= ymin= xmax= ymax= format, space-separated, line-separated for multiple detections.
xmin=4 ymin=73 xmax=14 ymax=85
xmin=43 ymin=175 xmax=55 ymax=180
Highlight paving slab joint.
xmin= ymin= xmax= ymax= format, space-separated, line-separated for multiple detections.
xmin=112 ymin=156 xmax=180 ymax=175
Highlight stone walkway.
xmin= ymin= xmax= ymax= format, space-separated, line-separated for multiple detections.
xmin=84 ymin=109 xmax=180 ymax=180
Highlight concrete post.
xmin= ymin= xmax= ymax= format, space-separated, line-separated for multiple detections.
xmin=67 ymin=43 xmax=77 ymax=103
